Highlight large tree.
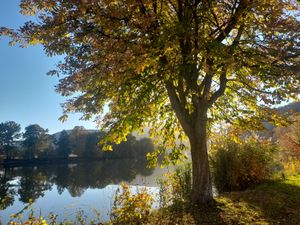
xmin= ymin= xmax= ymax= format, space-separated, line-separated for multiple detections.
xmin=22 ymin=124 xmax=50 ymax=159
xmin=0 ymin=121 xmax=21 ymax=159
xmin=1 ymin=0 xmax=299 ymax=203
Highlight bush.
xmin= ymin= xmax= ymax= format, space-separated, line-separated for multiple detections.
xmin=210 ymin=138 xmax=277 ymax=193
xmin=281 ymin=157 xmax=300 ymax=176
xmin=110 ymin=183 xmax=154 ymax=225
xmin=158 ymin=163 xmax=192 ymax=208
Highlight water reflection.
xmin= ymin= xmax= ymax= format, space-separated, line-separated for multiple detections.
xmin=0 ymin=169 xmax=16 ymax=210
xmin=0 ymin=158 xmax=154 ymax=210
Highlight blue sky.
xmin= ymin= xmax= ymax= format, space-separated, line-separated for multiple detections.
xmin=0 ymin=1 xmax=97 ymax=134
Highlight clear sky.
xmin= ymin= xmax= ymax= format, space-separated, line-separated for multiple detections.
xmin=0 ymin=1 xmax=97 ymax=134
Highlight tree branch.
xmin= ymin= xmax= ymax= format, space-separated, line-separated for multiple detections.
xmin=215 ymin=0 xmax=248 ymax=43
xmin=165 ymin=81 xmax=193 ymax=136
xmin=208 ymin=68 xmax=227 ymax=106
xmin=167 ymin=0 xmax=178 ymax=15
xmin=177 ymin=76 xmax=187 ymax=106
xmin=200 ymin=58 xmax=214 ymax=100
xmin=230 ymin=24 xmax=244 ymax=49
xmin=228 ymin=79 xmax=273 ymax=94
xmin=177 ymin=0 xmax=183 ymax=21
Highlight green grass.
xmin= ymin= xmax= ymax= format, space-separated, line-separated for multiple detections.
xmin=148 ymin=174 xmax=300 ymax=225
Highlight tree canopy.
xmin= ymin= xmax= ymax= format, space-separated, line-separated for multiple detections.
xmin=22 ymin=124 xmax=50 ymax=159
xmin=0 ymin=121 xmax=21 ymax=159
xmin=1 ymin=0 xmax=299 ymax=203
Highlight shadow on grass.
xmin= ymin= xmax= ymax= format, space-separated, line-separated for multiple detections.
xmin=223 ymin=178 xmax=300 ymax=225
xmin=151 ymin=177 xmax=300 ymax=224
xmin=151 ymin=198 xmax=271 ymax=225
xmin=187 ymin=201 xmax=229 ymax=225
xmin=149 ymin=201 xmax=227 ymax=225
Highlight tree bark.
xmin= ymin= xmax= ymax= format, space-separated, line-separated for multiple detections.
xmin=165 ymin=81 xmax=213 ymax=204
xmin=189 ymin=117 xmax=213 ymax=204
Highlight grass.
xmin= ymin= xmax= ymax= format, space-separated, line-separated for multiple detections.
xmin=147 ymin=174 xmax=300 ymax=225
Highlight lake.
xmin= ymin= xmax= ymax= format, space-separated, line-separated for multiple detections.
xmin=0 ymin=159 xmax=169 ymax=224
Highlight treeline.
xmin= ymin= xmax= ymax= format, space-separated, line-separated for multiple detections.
xmin=0 ymin=122 xmax=154 ymax=161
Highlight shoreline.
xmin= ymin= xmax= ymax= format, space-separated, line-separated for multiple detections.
xmin=1 ymin=156 xmax=136 ymax=168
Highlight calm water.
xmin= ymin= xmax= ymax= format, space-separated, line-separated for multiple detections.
xmin=0 ymin=159 xmax=168 ymax=224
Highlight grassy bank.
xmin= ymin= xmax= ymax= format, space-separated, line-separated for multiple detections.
xmin=144 ymin=175 xmax=300 ymax=225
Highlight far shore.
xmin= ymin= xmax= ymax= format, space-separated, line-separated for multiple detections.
xmin=0 ymin=156 xmax=138 ymax=168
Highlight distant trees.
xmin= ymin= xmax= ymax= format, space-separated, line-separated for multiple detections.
xmin=0 ymin=121 xmax=21 ymax=159
xmin=56 ymin=130 xmax=71 ymax=159
xmin=275 ymin=113 xmax=300 ymax=158
xmin=0 ymin=121 xmax=155 ymax=161
xmin=84 ymin=131 xmax=103 ymax=158
xmin=22 ymin=124 xmax=50 ymax=159
xmin=136 ymin=138 xmax=155 ymax=159
xmin=108 ymin=135 xmax=138 ymax=159
xmin=273 ymin=112 xmax=300 ymax=174
xmin=102 ymin=135 xmax=155 ymax=160
xmin=69 ymin=126 xmax=87 ymax=157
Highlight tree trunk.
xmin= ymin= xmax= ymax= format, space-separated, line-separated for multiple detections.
xmin=189 ymin=118 xmax=213 ymax=204
xmin=165 ymin=81 xmax=213 ymax=204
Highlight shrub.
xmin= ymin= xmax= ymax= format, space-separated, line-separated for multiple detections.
xmin=210 ymin=138 xmax=277 ymax=193
xmin=8 ymin=200 xmax=49 ymax=225
xmin=110 ymin=183 xmax=154 ymax=225
xmin=281 ymin=157 xmax=300 ymax=176
xmin=158 ymin=163 xmax=192 ymax=208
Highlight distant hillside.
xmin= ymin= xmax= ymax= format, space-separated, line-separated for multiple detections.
xmin=52 ymin=129 xmax=99 ymax=141
xmin=52 ymin=129 xmax=149 ymax=141
xmin=258 ymin=102 xmax=300 ymax=140
xmin=276 ymin=101 xmax=300 ymax=114
xmin=268 ymin=101 xmax=300 ymax=129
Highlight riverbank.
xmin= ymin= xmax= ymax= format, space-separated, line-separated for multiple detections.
xmin=5 ymin=175 xmax=300 ymax=224
xmin=144 ymin=174 xmax=300 ymax=225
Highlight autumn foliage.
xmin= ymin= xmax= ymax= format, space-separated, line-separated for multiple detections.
xmin=275 ymin=113 xmax=300 ymax=158
xmin=1 ymin=0 xmax=299 ymax=204
xmin=211 ymin=138 xmax=277 ymax=192
xmin=274 ymin=113 xmax=300 ymax=175
xmin=111 ymin=184 xmax=154 ymax=225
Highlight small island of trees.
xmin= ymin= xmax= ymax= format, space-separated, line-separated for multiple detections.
xmin=0 ymin=122 xmax=155 ymax=167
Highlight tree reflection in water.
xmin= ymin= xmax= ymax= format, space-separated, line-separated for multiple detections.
xmin=0 ymin=158 xmax=154 ymax=209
